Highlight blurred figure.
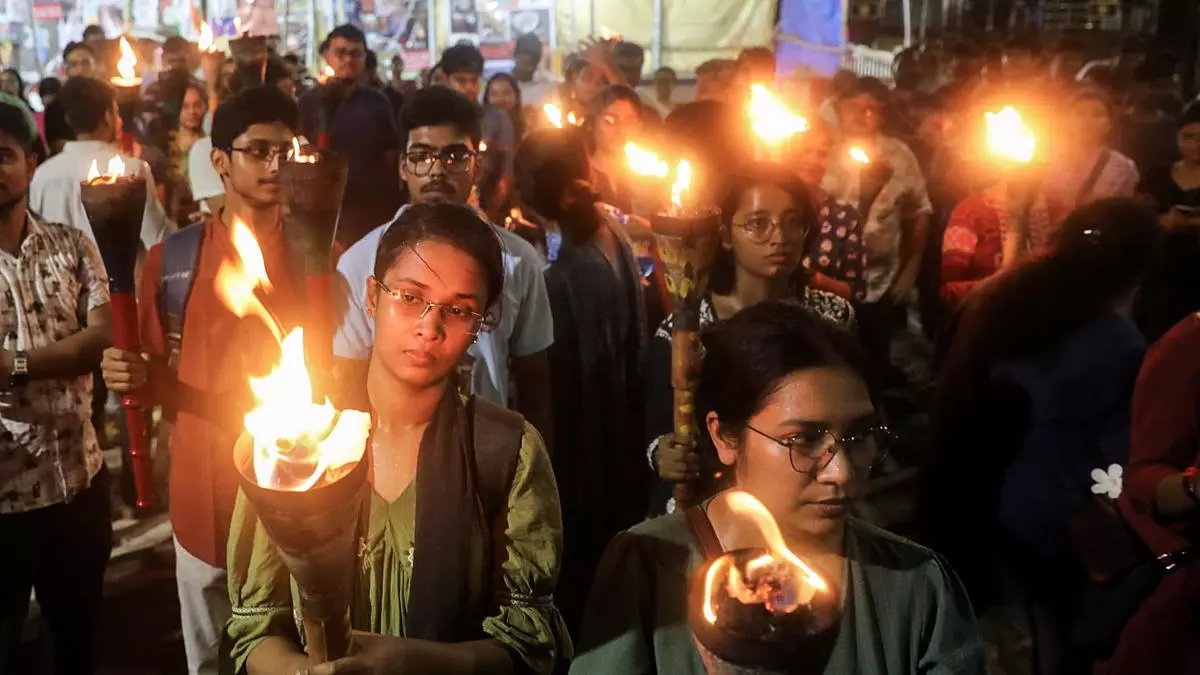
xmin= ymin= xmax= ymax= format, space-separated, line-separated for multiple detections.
xmin=1042 ymin=88 xmax=1139 ymax=211
xmin=925 ymin=199 xmax=1161 ymax=675
xmin=46 ymin=42 xmax=99 ymax=153
xmin=160 ymin=36 xmax=191 ymax=76
xmin=0 ymin=69 xmax=24 ymax=104
xmin=824 ymin=77 xmax=932 ymax=381
xmin=1116 ymin=88 xmax=1180 ymax=177
xmin=1002 ymin=34 xmax=1043 ymax=85
xmin=586 ymin=85 xmax=643 ymax=212
xmin=652 ymin=66 xmax=677 ymax=112
xmin=485 ymin=72 xmax=524 ymax=140
xmin=38 ymin=77 xmax=61 ymax=108
xmin=298 ymin=24 xmax=401 ymax=246
xmin=443 ymin=43 xmax=517 ymax=213
xmin=388 ymin=54 xmax=416 ymax=100
xmin=694 ymin=58 xmax=735 ymax=103
xmin=512 ymin=32 xmax=558 ymax=106
xmin=515 ymin=127 xmax=648 ymax=636
xmin=82 ymin=24 xmax=104 ymax=49
xmin=1049 ymin=38 xmax=1085 ymax=83
xmin=789 ymin=119 xmax=865 ymax=300
xmin=367 ymin=49 xmax=404 ymax=115
xmin=737 ymin=46 xmax=776 ymax=85
xmin=613 ymin=41 xmax=645 ymax=87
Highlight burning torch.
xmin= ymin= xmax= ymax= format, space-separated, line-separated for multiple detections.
xmin=689 ymin=491 xmax=840 ymax=674
xmin=280 ymin=138 xmax=348 ymax=400
xmin=218 ymin=221 xmax=373 ymax=665
xmin=747 ymin=84 xmax=808 ymax=163
xmin=111 ymin=37 xmax=142 ymax=155
xmin=649 ymin=159 xmax=721 ymax=510
xmin=81 ymin=156 xmax=154 ymax=508
xmin=985 ymin=106 xmax=1038 ymax=265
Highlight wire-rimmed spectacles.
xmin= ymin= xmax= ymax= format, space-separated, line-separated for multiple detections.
xmin=745 ymin=422 xmax=893 ymax=475
xmin=372 ymin=277 xmax=486 ymax=336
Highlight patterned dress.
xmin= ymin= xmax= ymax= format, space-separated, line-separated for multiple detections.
xmin=802 ymin=195 xmax=867 ymax=300
xmin=940 ymin=183 xmax=1056 ymax=309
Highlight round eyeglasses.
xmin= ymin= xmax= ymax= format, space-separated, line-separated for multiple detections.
xmin=745 ymin=423 xmax=893 ymax=475
xmin=732 ymin=211 xmax=809 ymax=244
xmin=372 ymin=277 xmax=485 ymax=336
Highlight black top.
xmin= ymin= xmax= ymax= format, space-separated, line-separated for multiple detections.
xmin=1137 ymin=164 xmax=1200 ymax=213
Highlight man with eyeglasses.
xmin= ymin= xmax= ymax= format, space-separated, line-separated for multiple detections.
xmin=334 ymin=86 xmax=555 ymax=449
xmin=98 ymin=86 xmax=303 ymax=675
xmin=299 ymin=24 xmax=401 ymax=247
xmin=30 ymin=76 xmax=173 ymax=251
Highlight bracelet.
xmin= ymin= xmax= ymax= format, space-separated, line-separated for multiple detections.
xmin=646 ymin=436 xmax=661 ymax=473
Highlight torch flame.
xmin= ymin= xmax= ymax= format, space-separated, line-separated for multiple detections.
xmin=849 ymin=146 xmax=870 ymax=164
xmin=985 ymin=106 xmax=1036 ymax=163
xmin=198 ymin=21 xmax=215 ymax=52
xmin=216 ymin=220 xmax=372 ymax=491
xmin=702 ymin=490 xmax=829 ymax=625
xmin=598 ymin=26 xmax=620 ymax=41
xmin=748 ymin=84 xmax=809 ymax=145
xmin=567 ymin=112 xmax=580 ymax=126
xmin=85 ymin=155 xmax=129 ymax=185
xmin=287 ymin=137 xmax=318 ymax=164
xmin=671 ymin=159 xmax=691 ymax=210
xmin=543 ymin=103 xmax=563 ymax=129
xmin=113 ymin=36 xmax=142 ymax=87
xmin=214 ymin=218 xmax=281 ymax=343
xmin=624 ymin=142 xmax=669 ymax=179
xmin=245 ymin=329 xmax=370 ymax=491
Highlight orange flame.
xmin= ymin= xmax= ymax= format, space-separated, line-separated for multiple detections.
xmin=113 ymin=36 xmax=142 ymax=87
xmin=198 ymin=21 xmax=216 ymax=52
xmin=567 ymin=111 xmax=580 ymax=126
xmin=748 ymin=84 xmax=808 ymax=145
xmin=598 ymin=26 xmax=621 ymax=41
xmin=848 ymin=146 xmax=870 ymax=164
xmin=702 ymin=490 xmax=829 ymax=625
xmin=245 ymin=329 xmax=371 ymax=491
xmin=671 ymin=159 xmax=691 ymax=210
xmin=215 ymin=220 xmax=371 ymax=491
xmin=624 ymin=142 xmax=669 ymax=179
xmin=287 ymin=137 xmax=318 ymax=164
xmin=985 ymin=105 xmax=1036 ymax=163
xmin=85 ymin=155 xmax=129 ymax=184
xmin=320 ymin=64 xmax=335 ymax=83
xmin=543 ymin=103 xmax=564 ymax=129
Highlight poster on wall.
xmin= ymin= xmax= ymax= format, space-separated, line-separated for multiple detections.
xmin=368 ymin=0 xmax=430 ymax=72
xmin=509 ymin=8 xmax=549 ymax=46
xmin=478 ymin=7 xmax=508 ymax=44
xmin=450 ymin=0 xmax=477 ymax=35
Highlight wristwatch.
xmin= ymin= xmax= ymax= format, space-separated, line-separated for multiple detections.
xmin=9 ymin=350 xmax=27 ymax=390
xmin=1184 ymin=467 xmax=1200 ymax=506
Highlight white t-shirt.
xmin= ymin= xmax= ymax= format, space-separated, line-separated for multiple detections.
xmin=29 ymin=140 xmax=175 ymax=250
xmin=334 ymin=206 xmax=554 ymax=407
xmin=187 ymin=136 xmax=225 ymax=212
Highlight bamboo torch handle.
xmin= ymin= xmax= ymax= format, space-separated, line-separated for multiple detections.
xmin=671 ymin=329 xmax=700 ymax=509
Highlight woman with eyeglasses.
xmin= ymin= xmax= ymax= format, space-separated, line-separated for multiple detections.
xmin=585 ymin=84 xmax=643 ymax=212
xmin=571 ymin=302 xmax=986 ymax=674
xmin=646 ymin=164 xmax=855 ymax=517
xmin=227 ymin=203 xmax=572 ymax=675
xmin=923 ymin=198 xmax=1162 ymax=675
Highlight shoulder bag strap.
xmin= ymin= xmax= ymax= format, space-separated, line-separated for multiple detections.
xmin=686 ymin=505 xmax=724 ymax=560
xmin=1076 ymin=149 xmax=1113 ymax=203
xmin=159 ymin=223 xmax=206 ymax=372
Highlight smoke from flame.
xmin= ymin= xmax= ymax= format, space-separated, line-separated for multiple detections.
xmin=748 ymin=84 xmax=809 ymax=145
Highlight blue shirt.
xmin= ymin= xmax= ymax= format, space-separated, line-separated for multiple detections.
xmin=298 ymin=85 xmax=402 ymax=243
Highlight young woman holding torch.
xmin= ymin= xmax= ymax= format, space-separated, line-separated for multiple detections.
xmin=572 ymin=303 xmax=986 ymax=674
xmin=226 ymin=202 xmax=571 ymax=674
xmin=647 ymin=164 xmax=855 ymax=517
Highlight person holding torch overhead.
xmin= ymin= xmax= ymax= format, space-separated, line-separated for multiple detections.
xmin=99 ymin=87 xmax=304 ymax=675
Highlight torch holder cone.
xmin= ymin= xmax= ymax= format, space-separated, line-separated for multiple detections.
xmin=280 ymin=155 xmax=349 ymax=400
xmin=687 ymin=549 xmax=840 ymax=675
xmin=234 ymin=433 xmax=367 ymax=664
xmin=650 ymin=209 xmax=721 ymax=510
xmin=81 ymin=177 xmax=154 ymax=508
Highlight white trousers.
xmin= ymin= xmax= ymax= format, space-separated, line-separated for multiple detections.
xmin=174 ymin=536 xmax=232 ymax=675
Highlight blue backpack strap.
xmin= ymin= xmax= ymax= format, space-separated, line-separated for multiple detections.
xmin=158 ymin=223 xmax=206 ymax=372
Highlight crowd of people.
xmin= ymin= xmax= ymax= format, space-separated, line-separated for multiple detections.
xmin=0 ymin=20 xmax=1198 ymax=675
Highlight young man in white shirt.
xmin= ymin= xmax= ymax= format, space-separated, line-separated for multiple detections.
xmin=29 ymin=76 xmax=174 ymax=251
xmin=334 ymin=86 xmax=555 ymax=447
xmin=0 ymin=94 xmax=114 ymax=675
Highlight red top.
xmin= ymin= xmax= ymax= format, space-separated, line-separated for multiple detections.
xmin=1119 ymin=313 xmax=1200 ymax=556
xmin=139 ymin=213 xmax=302 ymax=567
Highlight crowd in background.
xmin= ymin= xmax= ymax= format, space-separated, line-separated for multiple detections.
xmin=0 ymin=18 xmax=1198 ymax=675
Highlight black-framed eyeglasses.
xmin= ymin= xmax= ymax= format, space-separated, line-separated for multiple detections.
xmin=229 ymin=142 xmax=290 ymax=164
xmin=403 ymin=146 xmax=477 ymax=177
xmin=733 ymin=211 xmax=809 ymax=244
xmin=745 ymin=422 xmax=893 ymax=475
xmin=330 ymin=47 xmax=365 ymax=61
xmin=372 ymin=277 xmax=486 ymax=336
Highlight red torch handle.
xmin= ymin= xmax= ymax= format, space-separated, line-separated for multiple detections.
xmin=305 ymin=273 xmax=334 ymax=400
xmin=110 ymin=292 xmax=153 ymax=509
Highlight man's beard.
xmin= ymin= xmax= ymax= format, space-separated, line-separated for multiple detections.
xmin=0 ymin=189 xmax=27 ymax=220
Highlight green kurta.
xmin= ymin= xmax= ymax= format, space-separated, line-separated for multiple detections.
xmin=570 ymin=509 xmax=986 ymax=675
xmin=226 ymin=423 xmax=572 ymax=674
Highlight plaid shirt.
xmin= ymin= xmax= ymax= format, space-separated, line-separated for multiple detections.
xmin=0 ymin=212 xmax=110 ymax=514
